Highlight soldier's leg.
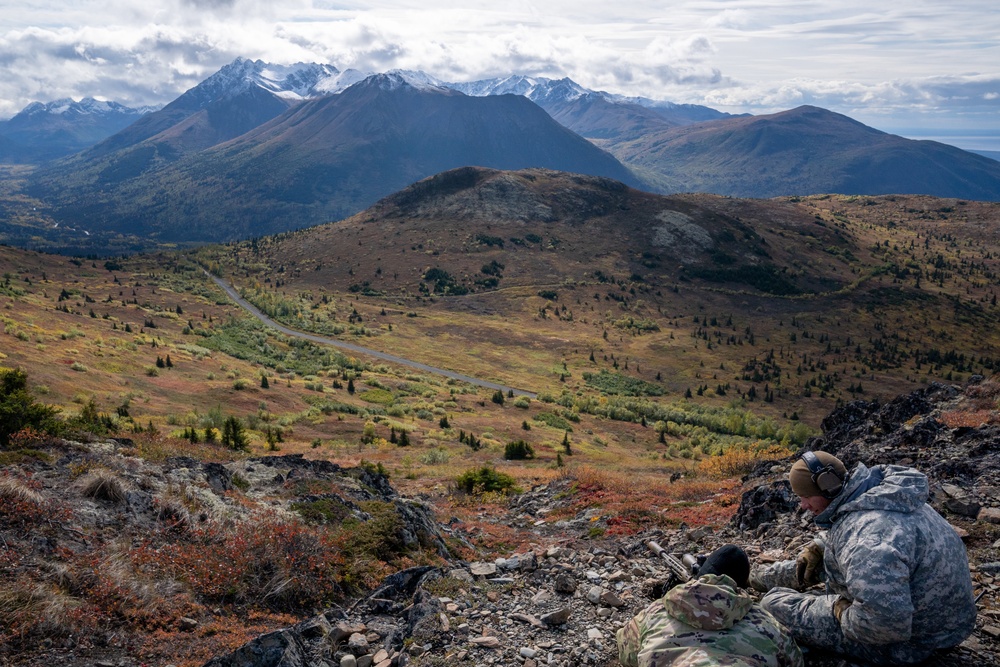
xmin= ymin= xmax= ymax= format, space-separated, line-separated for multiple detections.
xmin=761 ymin=589 xmax=934 ymax=665
xmin=749 ymin=559 xmax=798 ymax=592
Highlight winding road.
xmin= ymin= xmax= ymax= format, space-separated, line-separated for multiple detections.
xmin=205 ymin=271 xmax=536 ymax=398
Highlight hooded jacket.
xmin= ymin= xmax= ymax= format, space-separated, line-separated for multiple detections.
xmin=815 ymin=463 xmax=976 ymax=649
xmin=617 ymin=574 xmax=803 ymax=667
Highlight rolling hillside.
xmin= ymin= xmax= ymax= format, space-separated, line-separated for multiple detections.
xmin=610 ymin=105 xmax=1000 ymax=200
xmin=197 ymin=167 xmax=1000 ymax=424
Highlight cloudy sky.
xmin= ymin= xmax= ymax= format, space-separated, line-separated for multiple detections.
xmin=2 ymin=0 xmax=998 ymax=149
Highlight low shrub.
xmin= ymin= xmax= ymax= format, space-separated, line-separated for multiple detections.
xmin=534 ymin=412 xmax=574 ymax=432
xmin=503 ymin=440 xmax=535 ymax=460
xmin=359 ymin=388 xmax=395 ymax=405
xmin=133 ymin=516 xmax=344 ymax=612
xmin=419 ymin=448 xmax=450 ymax=465
xmin=291 ymin=497 xmax=351 ymax=525
xmin=454 ymin=466 xmax=520 ymax=495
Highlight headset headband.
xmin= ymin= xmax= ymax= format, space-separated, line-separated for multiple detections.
xmin=801 ymin=451 xmax=844 ymax=499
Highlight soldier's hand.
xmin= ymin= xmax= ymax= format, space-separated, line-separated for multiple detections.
xmin=794 ymin=541 xmax=824 ymax=589
xmin=833 ymin=596 xmax=852 ymax=623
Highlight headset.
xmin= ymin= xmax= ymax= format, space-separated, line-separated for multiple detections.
xmin=801 ymin=451 xmax=844 ymax=499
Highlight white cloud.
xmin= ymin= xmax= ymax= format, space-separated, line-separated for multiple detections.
xmin=0 ymin=0 xmax=997 ymax=132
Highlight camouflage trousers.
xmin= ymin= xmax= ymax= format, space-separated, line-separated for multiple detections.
xmin=760 ymin=587 xmax=935 ymax=666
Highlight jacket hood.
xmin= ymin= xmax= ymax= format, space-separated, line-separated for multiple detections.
xmin=662 ymin=574 xmax=754 ymax=631
xmin=816 ymin=463 xmax=929 ymax=528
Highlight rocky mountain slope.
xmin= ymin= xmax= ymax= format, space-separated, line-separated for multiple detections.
xmin=202 ymin=378 xmax=1000 ymax=667
xmin=5 ymin=366 xmax=1000 ymax=666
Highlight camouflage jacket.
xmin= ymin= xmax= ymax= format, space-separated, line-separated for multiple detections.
xmin=812 ymin=463 xmax=977 ymax=649
xmin=616 ymin=574 xmax=804 ymax=667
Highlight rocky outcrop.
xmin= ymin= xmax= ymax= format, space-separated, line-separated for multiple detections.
xmin=206 ymin=374 xmax=1000 ymax=667
xmin=203 ymin=525 xmax=993 ymax=667
xmin=779 ymin=380 xmax=1000 ymax=514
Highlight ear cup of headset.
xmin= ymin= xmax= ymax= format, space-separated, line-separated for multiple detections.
xmin=814 ymin=469 xmax=843 ymax=497
xmin=801 ymin=451 xmax=844 ymax=498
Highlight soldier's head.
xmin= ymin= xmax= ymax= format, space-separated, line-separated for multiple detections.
xmin=698 ymin=544 xmax=750 ymax=588
xmin=789 ymin=450 xmax=847 ymax=514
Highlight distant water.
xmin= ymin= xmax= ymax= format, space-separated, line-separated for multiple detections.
xmin=896 ymin=131 xmax=1000 ymax=153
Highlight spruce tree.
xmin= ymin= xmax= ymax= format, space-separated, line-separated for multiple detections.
xmin=222 ymin=416 xmax=249 ymax=451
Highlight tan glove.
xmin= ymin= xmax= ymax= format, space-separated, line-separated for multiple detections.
xmin=795 ymin=540 xmax=824 ymax=589
xmin=833 ymin=596 xmax=852 ymax=623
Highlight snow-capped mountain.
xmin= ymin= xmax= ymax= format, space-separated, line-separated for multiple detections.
xmin=0 ymin=97 xmax=156 ymax=163
xmin=13 ymin=97 xmax=155 ymax=120
xmin=5 ymin=59 xmax=730 ymax=166
xmin=447 ymin=75 xmax=590 ymax=104
xmin=447 ymin=74 xmax=731 ymax=126
xmin=77 ymin=58 xmax=354 ymax=158
xmin=27 ymin=70 xmax=641 ymax=245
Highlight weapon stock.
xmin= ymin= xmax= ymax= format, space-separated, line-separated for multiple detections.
xmin=647 ymin=540 xmax=691 ymax=582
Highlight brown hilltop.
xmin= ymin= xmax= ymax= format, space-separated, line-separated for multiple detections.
xmin=253 ymin=166 xmax=855 ymax=297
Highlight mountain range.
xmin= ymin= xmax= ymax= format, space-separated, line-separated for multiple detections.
xmin=3 ymin=57 xmax=1000 ymax=251
xmin=0 ymin=98 xmax=158 ymax=162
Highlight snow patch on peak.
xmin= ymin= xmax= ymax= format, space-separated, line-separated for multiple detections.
xmin=11 ymin=97 xmax=147 ymax=120
xmin=360 ymin=72 xmax=411 ymax=91
xmin=192 ymin=58 xmax=343 ymax=103
xmin=314 ymin=69 xmax=370 ymax=95
xmin=386 ymin=69 xmax=447 ymax=91
xmin=256 ymin=62 xmax=341 ymax=100
xmin=447 ymin=76 xmax=589 ymax=104
xmin=342 ymin=70 xmax=452 ymax=95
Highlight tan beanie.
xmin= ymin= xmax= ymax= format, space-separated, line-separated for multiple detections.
xmin=789 ymin=451 xmax=847 ymax=497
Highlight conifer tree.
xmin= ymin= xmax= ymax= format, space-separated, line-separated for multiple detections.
xmin=222 ymin=416 xmax=249 ymax=451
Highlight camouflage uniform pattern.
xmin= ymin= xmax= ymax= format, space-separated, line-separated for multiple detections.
xmin=616 ymin=574 xmax=803 ymax=667
xmin=758 ymin=463 xmax=977 ymax=665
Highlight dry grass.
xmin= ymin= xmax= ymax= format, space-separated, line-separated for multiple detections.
xmin=698 ymin=443 xmax=792 ymax=479
xmin=0 ymin=583 xmax=85 ymax=646
xmin=80 ymin=470 xmax=127 ymax=503
xmin=0 ymin=477 xmax=45 ymax=506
